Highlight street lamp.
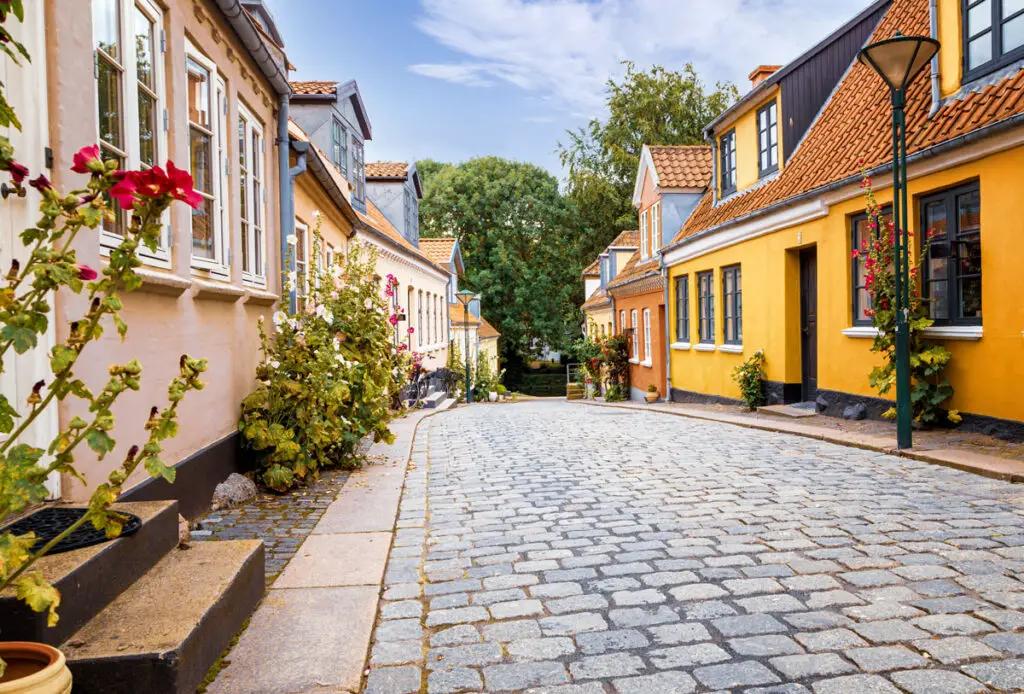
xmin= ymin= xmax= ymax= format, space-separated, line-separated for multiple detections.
xmin=858 ymin=31 xmax=939 ymax=451
xmin=456 ymin=289 xmax=475 ymax=404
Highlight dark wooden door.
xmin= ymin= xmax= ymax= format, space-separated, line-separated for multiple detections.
xmin=800 ymin=248 xmax=818 ymax=401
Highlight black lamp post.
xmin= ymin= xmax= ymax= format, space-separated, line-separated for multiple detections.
xmin=858 ymin=31 xmax=939 ymax=450
xmin=456 ymin=289 xmax=475 ymax=404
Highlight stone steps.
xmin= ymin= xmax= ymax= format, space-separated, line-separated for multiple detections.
xmin=0 ymin=500 xmax=179 ymax=646
xmin=61 ymin=540 xmax=264 ymax=694
xmin=422 ymin=390 xmax=448 ymax=408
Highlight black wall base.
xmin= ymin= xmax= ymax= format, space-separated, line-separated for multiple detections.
xmin=121 ymin=431 xmax=250 ymax=520
xmin=764 ymin=381 xmax=803 ymax=405
xmin=670 ymin=387 xmax=742 ymax=407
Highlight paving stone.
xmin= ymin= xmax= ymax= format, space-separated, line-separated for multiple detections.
xmin=471 ymin=588 xmax=527 ymax=606
xmin=843 ymin=645 xmax=929 ymax=672
xmin=810 ymin=674 xmax=901 ymax=693
xmin=912 ymin=596 xmax=991 ymax=614
xmin=724 ymin=578 xmax=785 ymax=595
xmin=669 ymin=583 xmax=729 ymax=601
xmin=612 ymin=589 xmax=666 ymax=606
xmin=648 ymin=622 xmax=711 ymax=645
xmin=747 ymin=686 xmax=811 ymax=694
xmin=729 ymin=635 xmax=804 ymax=656
xmin=489 ymin=598 xmax=545 ymax=620
xmin=961 ymin=659 xmax=1024 ymax=690
xmin=483 ymin=661 xmax=569 ymax=690
xmin=508 ymin=637 xmax=576 ymax=661
xmin=642 ymin=571 xmax=699 ymax=587
xmin=795 ymin=628 xmax=868 ymax=651
xmin=482 ymin=619 xmax=541 ymax=642
xmin=692 ymin=660 xmax=781 ymax=689
xmin=805 ymin=590 xmax=865 ymax=609
xmin=684 ymin=599 xmax=738 ymax=620
xmin=540 ymin=612 xmax=608 ymax=636
xmin=427 ymin=667 xmax=483 ymax=694
xmin=483 ymin=574 xmax=538 ymax=590
xmin=381 ymin=600 xmax=424 ymax=620
xmin=770 ymin=653 xmax=856 ymax=679
xmin=577 ymin=629 xmax=650 ymax=654
xmin=782 ymin=574 xmax=842 ymax=592
xmin=427 ymin=643 xmax=503 ymax=670
xmin=570 ymin=652 xmax=647 ymax=680
xmin=852 ymin=619 xmax=930 ymax=643
xmin=889 ymin=669 xmax=988 ymax=694
xmin=376 ymin=619 xmax=423 ymax=642
xmin=736 ymin=594 xmax=806 ymax=613
xmin=530 ymin=582 xmax=583 ymax=599
xmin=783 ymin=611 xmax=854 ymax=630
xmin=365 ymin=665 xmax=422 ymax=694
xmin=431 ymin=625 xmax=482 ymax=647
xmin=713 ymin=613 xmax=787 ymax=637
xmin=612 ymin=671 xmax=697 ymax=694
xmin=649 ymin=643 xmax=732 ymax=669
xmin=982 ymin=631 xmax=1024 ymax=655
xmin=546 ymin=594 xmax=609 ymax=614
xmin=372 ymin=639 xmax=425 ymax=666
xmin=912 ymin=613 xmax=996 ymax=636
xmin=426 ymin=606 xmax=490 ymax=627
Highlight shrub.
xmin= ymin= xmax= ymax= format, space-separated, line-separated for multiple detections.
xmin=732 ymin=350 xmax=766 ymax=410
xmin=496 ymin=384 xmax=507 ymax=395
xmin=239 ymin=226 xmax=409 ymax=491
xmin=647 ymin=384 xmax=658 ymax=393
xmin=604 ymin=384 xmax=627 ymax=402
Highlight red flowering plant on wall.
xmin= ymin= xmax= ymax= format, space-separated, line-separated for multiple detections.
xmin=853 ymin=164 xmax=958 ymax=427
xmin=0 ymin=6 xmax=207 ymax=663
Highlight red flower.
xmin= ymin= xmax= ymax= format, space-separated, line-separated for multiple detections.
xmin=5 ymin=161 xmax=29 ymax=184
xmin=71 ymin=145 xmax=102 ymax=174
xmin=76 ymin=264 xmax=98 ymax=281
xmin=132 ymin=165 xmax=170 ymax=199
xmin=109 ymin=176 xmax=139 ymax=210
xmin=851 ymin=250 xmax=860 ymax=259
xmin=29 ymin=174 xmax=52 ymax=193
xmin=407 ymin=327 xmax=415 ymax=334
xmin=166 ymin=162 xmax=204 ymax=210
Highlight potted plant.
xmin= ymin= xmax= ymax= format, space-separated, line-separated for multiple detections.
xmin=496 ymin=385 xmax=507 ymax=401
xmin=0 ymin=643 xmax=71 ymax=694
xmin=645 ymin=384 xmax=660 ymax=403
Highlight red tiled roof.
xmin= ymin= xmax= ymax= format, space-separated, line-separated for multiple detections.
xmin=649 ymin=146 xmax=713 ymax=189
xmin=478 ymin=318 xmax=501 ymax=339
xmin=674 ymin=0 xmax=1024 ymax=246
xmin=366 ymin=162 xmax=409 ymax=179
xmin=290 ymin=81 xmax=337 ymax=96
xmin=358 ymin=200 xmax=445 ymax=272
xmin=419 ymin=237 xmax=457 ymax=265
xmin=581 ymin=287 xmax=612 ymax=311
xmin=582 ymin=259 xmax=600 ymax=277
xmin=609 ymin=230 xmax=639 ymax=248
xmin=607 ymin=251 xmax=662 ymax=293
xmin=450 ymin=303 xmax=482 ymax=326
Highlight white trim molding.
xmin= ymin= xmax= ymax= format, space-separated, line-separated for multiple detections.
xmin=629 ymin=358 xmax=640 ymax=365
xmin=670 ymin=342 xmax=691 ymax=351
xmin=694 ymin=343 xmax=716 ymax=352
xmin=923 ymin=325 xmax=983 ymax=341
xmin=842 ymin=326 xmax=881 ymax=339
xmin=640 ymin=359 xmax=653 ymax=368
xmin=718 ymin=344 xmax=744 ymax=354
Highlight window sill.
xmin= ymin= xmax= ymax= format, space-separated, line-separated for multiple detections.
xmin=694 ymin=343 xmax=715 ymax=352
xmin=192 ymin=278 xmax=246 ymax=303
xmin=923 ymin=325 xmax=983 ymax=341
xmin=842 ymin=326 xmax=881 ymax=339
xmin=718 ymin=344 xmax=744 ymax=354
xmin=670 ymin=342 xmax=691 ymax=351
xmin=133 ymin=267 xmax=192 ymax=297
xmin=640 ymin=359 xmax=653 ymax=368
xmin=629 ymin=358 xmax=640 ymax=364
xmin=244 ymin=288 xmax=280 ymax=306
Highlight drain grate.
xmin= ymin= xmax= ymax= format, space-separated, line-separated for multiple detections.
xmin=2 ymin=507 xmax=142 ymax=555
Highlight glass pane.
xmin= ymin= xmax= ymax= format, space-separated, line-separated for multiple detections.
xmin=929 ymin=280 xmax=950 ymax=320
xmin=969 ymin=0 xmax=992 ymax=34
xmin=770 ymin=144 xmax=778 ymax=167
xmin=138 ymin=91 xmax=156 ymax=167
xmin=134 ymin=8 xmax=154 ymax=89
xmin=97 ymin=56 xmax=123 ymax=150
xmin=1002 ymin=12 xmax=1024 ymax=52
xmin=239 ymin=176 xmax=247 ymax=221
xmin=960 ymin=276 xmax=982 ymax=319
xmin=958 ymin=239 xmax=982 ymax=276
xmin=252 ymin=132 xmax=261 ymax=178
xmin=253 ymin=182 xmax=261 ymax=227
xmin=238 ymin=118 xmax=247 ymax=168
xmin=255 ymin=228 xmax=263 ymax=276
xmin=93 ymin=0 xmax=120 ymax=59
xmin=187 ymin=59 xmax=211 ymax=129
xmin=189 ymin=128 xmax=212 ymax=194
xmin=969 ymin=32 xmax=994 ymax=69
xmin=102 ymin=151 xmax=126 ymax=236
xmin=241 ymin=221 xmax=250 ymax=273
xmin=958 ymin=191 xmax=981 ymax=233
xmin=857 ymin=287 xmax=872 ymax=321
xmin=924 ymin=200 xmax=948 ymax=241
xmin=191 ymin=197 xmax=215 ymax=259
xmin=1006 ymin=0 xmax=1024 ymax=16
xmin=929 ymin=253 xmax=949 ymax=281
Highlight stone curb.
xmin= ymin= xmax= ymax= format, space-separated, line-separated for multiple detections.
xmin=575 ymin=400 xmax=1024 ymax=484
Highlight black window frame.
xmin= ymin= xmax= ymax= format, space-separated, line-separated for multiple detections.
xmin=920 ymin=181 xmax=983 ymax=326
xmin=721 ymin=265 xmax=742 ymax=345
xmin=756 ymin=101 xmax=779 ymax=178
xmin=850 ymin=206 xmax=893 ymax=327
xmin=962 ymin=0 xmax=1024 ymax=83
xmin=674 ymin=275 xmax=690 ymax=343
xmin=697 ymin=271 xmax=715 ymax=344
xmin=720 ymin=129 xmax=737 ymax=196
xmin=331 ymin=117 xmax=348 ymax=175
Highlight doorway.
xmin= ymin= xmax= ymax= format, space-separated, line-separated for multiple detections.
xmin=800 ymin=248 xmax=818 ymax=402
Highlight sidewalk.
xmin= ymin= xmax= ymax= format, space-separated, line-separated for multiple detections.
xmin=578 ymin=399 xmax=1024 ymax=484
xmin=208 ymin=400 xmax=455 ymax=694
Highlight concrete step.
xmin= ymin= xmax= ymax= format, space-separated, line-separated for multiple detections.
xmin=0 ymin=500 xmax=179 ymax=645
xmin=62 ymin=539 xmax=264 ymax=694
xmin=758 ymin=404 xmax=818 ymax=419
xmin=421 ymin=390 xmax=447 ymax=408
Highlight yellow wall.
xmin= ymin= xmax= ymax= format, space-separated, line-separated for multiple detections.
xmin=938 ymin=0 xmax=962 ymax=97
xmin=719 ymin=90 xmax=783 ymax=197
xmin=668 ymin=142 xmax=1024 ymax=422
xmin=480 ymin=337 xmax=500 ymax=375
xmin=585 ymin=307 xmax=614 ymax=339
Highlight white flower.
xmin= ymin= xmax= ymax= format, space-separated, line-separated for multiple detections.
xmin=286 ymin=270 xmax=297 ymax=285
xmin=330 ymin=291 xmax=339 ymax=301
xmin=329 ymin=264 xmax=343 ymax=279
xmin=313 ymin=210 xmax=322 ymax=220
xmin=364 ymin=298 xmax=373 ymax=310
xmin=287 ymin=234 xmax=298 ymax=246
xmin=272 ymin=311 xmax=287 ymax=326
xmin=269 ymin=360 xmax=280 ymax=369
xmin=288 ymin=318 xmax=299 ymax=331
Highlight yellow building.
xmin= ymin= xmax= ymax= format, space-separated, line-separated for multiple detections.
xmin=479 ymin=318 xmax=502 ymax=375
xmin=581 ymin=230 xmax=640 ymax=339
xmin=663 ymin=0 xmax=1024 ymax=438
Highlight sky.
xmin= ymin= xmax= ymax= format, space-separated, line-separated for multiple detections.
xmin=264 ymin=0 xmax=874 ymax=177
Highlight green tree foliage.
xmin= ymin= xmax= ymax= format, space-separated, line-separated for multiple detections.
xmin=419 ymin=157 xmax=580 ymax=362
xmin=559 ymin=62 xmax=739 ymax=265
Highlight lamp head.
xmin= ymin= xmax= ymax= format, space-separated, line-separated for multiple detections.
xmin=858 ymin=31 xmax=940 ymax=92
xmin=456 ymin=289 xmax=475 ymax=308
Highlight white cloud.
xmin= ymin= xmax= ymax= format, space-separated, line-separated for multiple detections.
xmin=412 ymin=0 xmax=874 ymax=116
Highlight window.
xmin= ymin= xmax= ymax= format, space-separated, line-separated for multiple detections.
xmin=640 ymin=210 xmax=649 ymax=260
xmin=186 ymin=44 xmax=228 ymax=274
xmin=294 ymin=220 xmax=308 ymax=310
xmin=239 ymin=105 xmax=266 ymax=286
xmin=921 ymin=183 xmax=982 ymax=325
xmin=619 ymin=310 xmax=626 ymax=334
xmin=964 ymin=0 xmax=1024 ymax=80
xmin=698 ymin=271 xmax=715 ymax=344
xmin=851 ymin=207 xmax=893 ymax=325
xmin=675 ymin=275 xmax=690 ymax=343
xmin=720 ymin=130 xmax=737 ymax=196
xmin=325 ymin=243 xmax=335 ymax=268
xmin=418 ymin=290 xmax=424 ymax=348
xmin=331 ymin=118 xmax=347 ymax=175
xmin=651 ymin=203 xmax=661 ymax=253
xmin=722 ymin=265 xmax=742 ymax=345
xmin=404 ymin=189 xmax=415 ymax=240
xmin=352 ymin=139 xmax=365 ymax=201
xmin=642 ymin=309 xmax=652 ymax=364
xmin=93 ymin=0 xmax=168 ymax=258
xmin=757 ymin=101 xmax=779 ymax=177
xmin=630 ymin=309 xmax=639 ymax=360
xmin=407 ymin=287 xmax=414 ymax=346
xmin=434 ymin=296 xmax=440 ymax=346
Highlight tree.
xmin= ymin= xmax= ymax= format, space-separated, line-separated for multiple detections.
xmin=559 ymin=62 xmax=739 ymax=264
xmin=419 ymin=157 xmax=580 ymax=366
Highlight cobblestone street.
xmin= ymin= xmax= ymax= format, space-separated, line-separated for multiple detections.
xmin=367 ymin=401 xmax=1024 ymax=693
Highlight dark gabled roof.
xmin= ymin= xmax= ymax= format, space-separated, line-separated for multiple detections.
xmin=290 ymin=79 xmax=373 ymax=141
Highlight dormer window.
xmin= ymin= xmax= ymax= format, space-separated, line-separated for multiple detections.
xmin=720 ymin=130 xmax=737 ymax=196
xmin=757 ymin=101 xmax=779 ymax=177
xmin=352 ymin=139 xmax=365 ymax=201
xmin=331 ymin=118 xmax=347 ymax=175
xmin=651 ymin=203 xmax=661 ymax=253
xmin=964 ymin=0 xmax=1024 ymax=81
xmin=640 ymin=209 xmax=649 ymax=260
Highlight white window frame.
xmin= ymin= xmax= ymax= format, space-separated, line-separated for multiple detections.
xmin=640 ymin=209 xmax=649 ymax=260
xmin=238 ymin=102 xmax=267 ymax=287
xmin=619 ymin=310 xmax=626 ymax=334
xmin=294 ymin=219 xmax=309 ymax=306
xmin=642 ymin=308 xmax=653 ymax=367
xmin=185 ymin=41 xmax=229 ymax=277
xmin=651 ymin=202 xmax=661 ymax=253
xmin=630 ymin=309 xmax=639 ymax=362
xmin=325 ymin=243 xmax=335 ymax=268
xmin=94 ymin=0 xmax=171 ymax=266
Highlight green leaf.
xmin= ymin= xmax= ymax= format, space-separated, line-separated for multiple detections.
xmin=50 ymin=344 xmax=77 ymax=374
xmin=15 ymin=572 xmax=61 ymax=627
xmin=0 ymin=393 xmax=18 ymax=433
xmin=85 ymin=430 xmax=116 ymax=459
xmin=143 ymin=455 xmax=176 ymax=483
xmin=1 ymin=323 xmax=36 ymax=354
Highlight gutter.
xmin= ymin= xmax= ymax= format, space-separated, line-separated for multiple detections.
xmin=929 ymin=0 xmax=941 ymax=116
xmin=357 ymin=223 xmax=450 ymax=279
xmin=285 ymin=141 xmax=309 ymax=313
xmin=661 ymin=264 xmax=671 ymax=400
xmin=303 ymin=145 xmax=360 ymax=227
xmin=662 ymin=112 xmax=1024 ymax=256
xmin=213 ymin=0 xmax=291 ymax=95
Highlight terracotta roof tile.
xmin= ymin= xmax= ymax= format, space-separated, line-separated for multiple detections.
xmin=607 ymin=251 xmax=662 ymax=292
xmin=290 ymin=80 xmax=338 ymax=96
xmin=419 ymin=237 xmax=457 ymax=265
xmin=649 ymin=146 xmax=713 ymax=189
xmin=673 ymin=0 xmax=1024 ymax=247
xmin=357 ymin=200 xmax=444 ymax=272
xmin=366 ymin=162 xmax=409 ymax=179
xmin=478 ymin=318 xmax=501 ymax=339
xmin=609 ymin=230 xmax=639 ymax=248
xmin=582 ymin=259 xmax=600 ymax=277
xmin=581 ymin=287 xmax=611 ymax=311
xmin=449 ymin=303 xmax=482 ymax=326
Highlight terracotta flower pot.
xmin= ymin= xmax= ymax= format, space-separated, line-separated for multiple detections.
xmin=645 ymin=392 xmax=659 ymax=403
xmin=0 ymin=642 xmax=72 ymax=694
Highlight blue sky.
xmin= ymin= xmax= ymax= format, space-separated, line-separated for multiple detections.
xmin=264 ymin=0 xmax=873 ymax=177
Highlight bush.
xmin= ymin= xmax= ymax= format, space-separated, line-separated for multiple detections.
xmin=239 ymin=227 xmax=410 ymax=491
xmin=732 ymin=350 xmax=766 ymax=410
xmin=604 ymin=384 xmax=627 ymax=402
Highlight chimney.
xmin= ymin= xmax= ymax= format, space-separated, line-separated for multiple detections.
xmin=748 ymin=65 xmax=782 ymax=89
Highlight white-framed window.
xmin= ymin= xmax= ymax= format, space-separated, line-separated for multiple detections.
xmin=630 ymin=309 xmax=639 ymax=360
xmin=619 ymin=310 xmax=626 ymax=334
xmin=352 ymin=138 xmax=365 ymax=202
xmin=651 ymin=203 xmax=661 ymax=253
xmin=418 ymin=290 xmax=424 ymax=349
xmin=93 ymin=0 xmax=170 ymax=263
xmin=425 ymin=292 xmax=431 ymax=346
xmin=238 ymin=103 xmax=266 ymax=287
xmin=294 ymin=219 xmax=308 ymax=310
xmin=325 ymin=243 xmax=335 ymax=268
xmin=331 ymin=118 xmax=347 ymax=175
xmin=642 ymin=308 xmax=652 ymax=364
xmin=640 ymin=209 xmax=649 ymax=260
xmin=185 ymin=42 xmax=228 ymax=276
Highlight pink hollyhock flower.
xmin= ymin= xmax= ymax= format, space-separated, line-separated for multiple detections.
xmin=109 ymin=176 xmax=139 ymax=210
xmin=166 ymin=162 xmax=204 ymax=209
xmin=4 ymin=160 xmax=29 ymax=184
xmin=76 ymin=264 xmax=98 ymax=281
xmin=131 ymin=165 xmax=170 ymax=199
xmin=71 ymin=145 xmax=102 ymax=174
xmin=407 ymin=327 xmax=415 ymax=334
xmin=29 ymin=174 xmax=52 ymax=193
xmin=389 ymin=314 xmax=399 ymax=326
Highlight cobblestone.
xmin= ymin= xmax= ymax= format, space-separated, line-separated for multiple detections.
xmin=368 ymin=402 xmax=1024 ymax=692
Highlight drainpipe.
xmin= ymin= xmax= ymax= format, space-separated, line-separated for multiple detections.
xmin=277 ymin=95 xmax=293 ymax=312
xmin=929 ymin=0 xmax=941 ymax=116
xmin=283 ymin=134 xmax=308 ymax=314
xmin=708 ymin=133 xmax=720 ymax=205
xmin=661 ymin=264 xmax=672 ymax=402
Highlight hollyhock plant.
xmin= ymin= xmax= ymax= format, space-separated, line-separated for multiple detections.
xmin=70 ymin=144 xmax=102 ymax=174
